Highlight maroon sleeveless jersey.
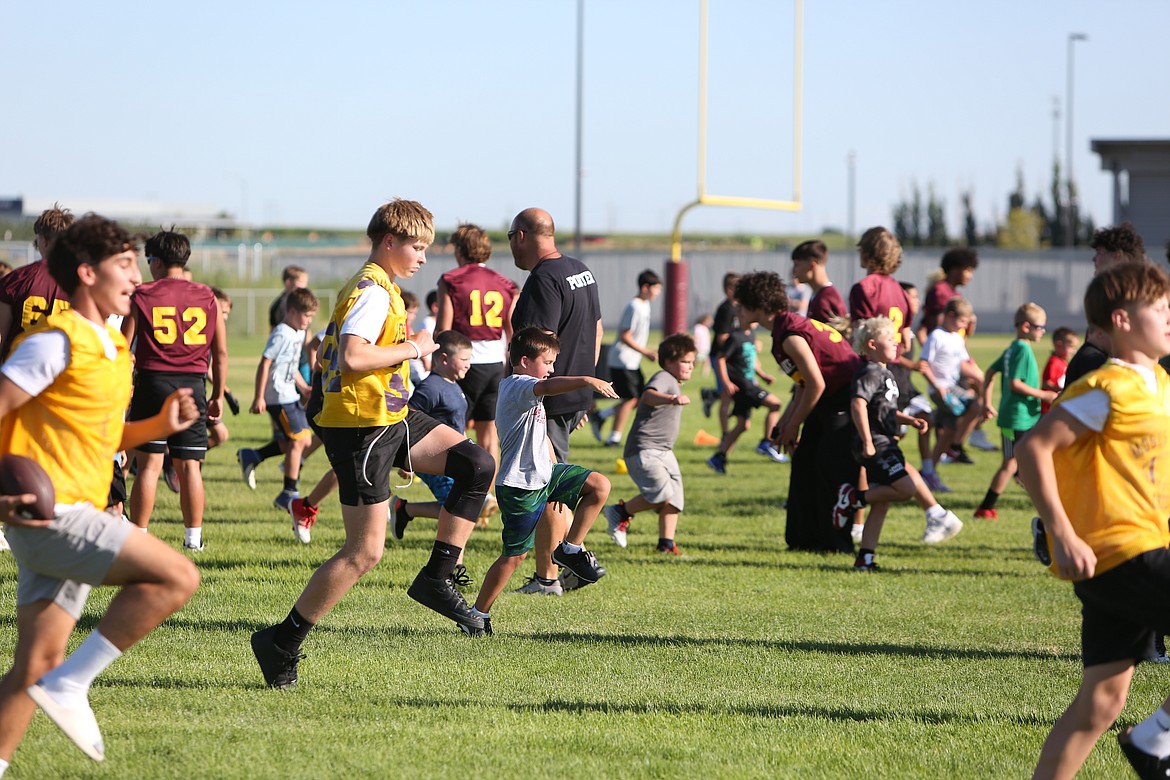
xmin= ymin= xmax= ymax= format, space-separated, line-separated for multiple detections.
xmin=130 ymin=278 xmax=218 ymax=373
xmin=441 ymin=264 xmax=518 ymax=343
xmin=849 ymin=274 xmax=911 ymax=333
xmin=772 ymin=311 xmax=862 ymax=397
xmin=0 ymin=260 xmax=68 ymax=359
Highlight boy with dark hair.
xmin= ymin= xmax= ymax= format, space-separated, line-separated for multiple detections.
xmin=0 ymin=214 xmax=201 ymax=768
xmin=251 ymin=287 xmax=319 ymax=522
xmin=437 ymin=223 xmax=518 ymax=474
xmin=701 ymin=272 xmax=741 ymax=428
xmin=833 ymin=317 xmax=961 ymax=571
xmin=464 ymin=327 xmax=617 ymax=631
xmin=603 ymin=332 xmax=696 ymax=554
xmin=917 ymin=248 xmax=979 ymax=344
xmin=251 ymin=199 xmax=497 ymax=687
xmin=1017 ymin=261 xmax=1170 ymax=779
xmin=706 ymin=317 xmax=787 ymax=473
xmin=122 ymin=229 xmax=227 ymax=550
xmin=735 ymin=272 xmax=863 ymax=554
xmin=268 ymin=265 xmax=308 ymax=329
xmin=594 ymin=269 xmax=662 ymax=447
xmin=390 ymin=330 xmax=478 ymax=541
xmin=975 ymin=303 xmax=1056 ymax=520
xmin=1041 ymin=327 xmax=1079 ymax=413
xmin=792 ymin=239 xmax=846 ymax=323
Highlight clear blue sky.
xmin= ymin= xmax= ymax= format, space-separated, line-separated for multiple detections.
xmin=3 ymin=1 xmax=1167 ymax=238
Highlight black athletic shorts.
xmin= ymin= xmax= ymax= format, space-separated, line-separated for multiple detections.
xmin=731 ymin=382 xmax=770 ymax=419
xmin=317 ymin=408 xmax=441 ymax=506
xmin=1074 ymin=548 xmax=1170 ymax=667
xmin=859 ymin=442 xmax=908 ymax=487
xmin=128 ymin=371 xmax=208 ymax=460
xmin=458 ymin=362 xmax=505 ymax=422
xmin=107 ymin=459 xmax=127 ymax=509
xmin=609 ymin=368 xmax=645 ymax=400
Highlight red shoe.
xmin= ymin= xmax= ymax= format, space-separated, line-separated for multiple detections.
xmin=974 ymin=507 xmax=999 ymax=520
xmin=657 ymin=543 xmax=682 ymax=556
xmin=290 ymin=498 xmax=319 ymax=543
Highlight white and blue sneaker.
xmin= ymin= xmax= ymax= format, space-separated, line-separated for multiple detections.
xmin=755 ymin=440 xmax=788 ymax=463
xmin=274 ymin=489 xmax=299 ymax=512
xmin=237 ymin=448 xmax=261 ymax=490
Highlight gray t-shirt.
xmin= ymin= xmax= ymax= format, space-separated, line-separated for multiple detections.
xmin=496 ymin=374 xmax=552 ymax=490
xmin=263 ymin=323 xmax=306 ymax=405
xmin=609 ymin=296 xmax=651 ymax=371
xmin=624 ymin=370 xmax=682 ymax=456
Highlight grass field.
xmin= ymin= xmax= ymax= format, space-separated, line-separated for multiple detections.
xmin=0 ymin=333 xmax=1159 ymax=778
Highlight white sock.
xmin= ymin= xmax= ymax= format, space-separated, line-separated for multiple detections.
xmin=471 ymin=607 xmax=490 ymax=619
xmin=138 ymin=525 xmax=149 ymax=533
xmin=922 ymin=458 xmax=935 ymax=474
xmin=926 ymin=504 xmax=946 ymax=521
xmin=561 ymin=541 xmax=583 ymax=554
xmin=37 ymin=631 xmax=122 ymax=708
xmin=0 ymin=757 xmax=9 ymax=777
xmin=606 ymin=433 xmax=621 ymax=444
xmin=1131 ymin=707 xmax=1170 ymax=757
xmin=184 ymin=527 xmax=202 ymax=547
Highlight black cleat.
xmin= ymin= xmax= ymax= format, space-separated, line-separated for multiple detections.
xmin=551 ymin=544 xmax=607 ymax=584
xmin=251 ymin=625 xmax=304 ymax=690
xmin=459 ymin=617 xmax=492 ymax=637
xmin=408 ymin=568 xmax=484 ymax=632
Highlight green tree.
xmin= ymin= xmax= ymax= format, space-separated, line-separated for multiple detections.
xmin=926 ymin=185 xmax=948 ymax=246
xmin=961 ymin=190 xmax=978 ymax=247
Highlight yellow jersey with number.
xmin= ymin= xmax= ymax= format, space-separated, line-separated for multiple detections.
xmin=315 ymin=262 xmax=410 ymax=428
xmin=1 ymin=310 xmax=132 ymax=507
xmin=1050 ymin=362 xmax=1170 ymax=579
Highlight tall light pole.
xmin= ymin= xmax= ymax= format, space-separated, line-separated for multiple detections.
xmin=573 ymin=0 xmax=584 ymax=255
xmin=1065 ymin=32 xmax=1087 ymax=246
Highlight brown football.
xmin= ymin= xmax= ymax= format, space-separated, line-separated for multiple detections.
xmin=0 ymin=454 xmax=56 ymax=520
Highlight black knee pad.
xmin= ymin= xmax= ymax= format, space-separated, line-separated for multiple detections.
xmin=442 ymin=439 xmax=494 ymax=520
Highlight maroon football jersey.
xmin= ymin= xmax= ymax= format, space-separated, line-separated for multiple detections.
xmin=849 ymin=274 xmax=911 ymax=333
xmin=772 ymin=311 xmax=862 ymax=397
xmin=919 ymin=279 xmax=957 ymax=334
xmin=131 ymin=278 xmax=218 ymax=373
xmin=441 ymin=264 xmax=518 ymax=343
xmin=0 ymin=260 xmax=68 ymax=359
xmin=807 ymin=285 xmax=846 ymax=324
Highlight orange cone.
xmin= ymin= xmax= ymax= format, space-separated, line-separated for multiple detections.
xmin=693 ymin=429 xmax=721 ymax=447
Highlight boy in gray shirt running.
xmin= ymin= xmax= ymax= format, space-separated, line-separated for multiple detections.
xmin=603 ymin=333 xmax=697 ymax=554
xmin=465 ymin=327 xmax=618 ymax=635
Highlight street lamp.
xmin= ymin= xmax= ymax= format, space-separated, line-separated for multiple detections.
xmin=1065 ymin=32 xmax=1087 ymax=246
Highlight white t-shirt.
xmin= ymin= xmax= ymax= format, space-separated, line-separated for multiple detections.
xmin=921 ymin=328 xmax=970 ymax=390
xmin=262 ymin=323 xmax=307 ymax=405
xmin=609 ymin=297 xmax=651 ymax=371
xmin=495 ymin=374 xmax=551 ymax=490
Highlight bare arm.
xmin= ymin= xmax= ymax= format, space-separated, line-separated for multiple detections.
xmin=641 ymin=387 xmax=690 ymax=408
xmin=338 ymin=330 xmax=436 ymax=374
xmin=120 ymin=311 xmax=137 ymax=349
xmin=595 ymin=319 xmax=604 ymax=367
xmin=207 ymin=305 xmax=228 ymax=420
xmin=773 ymin=336 xmax=826 ymax=451
xmin=1009 ymin=377 xmax=1058 ymax=404
xmin=851 ymin=396 xmax=875 ymax=458
xmin=535 ymin=375 xmax=617 ymax=399
xmin=252 ymin=357 xmax=273 ymax=414
xmin=436 ymin=279 xmax=454 ymax=333
xmin=1016 ymin=407 xmax=1096 ymax=580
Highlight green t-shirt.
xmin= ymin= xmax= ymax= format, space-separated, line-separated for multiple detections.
xmin=992 ymin=338 xmax=1041 ymax=431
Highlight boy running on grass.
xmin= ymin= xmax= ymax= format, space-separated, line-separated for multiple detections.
xmin=706 ymin=319 xmax=787 ymax=473
xmin=974 ymin=302 xmax=1056 ymax=520
xmin=0 ymin=215 xmax=200 ymax=768
xmin=1017 ymin=261 xmax=1170 ymax=779
xmin=1040 ymin=326 xmax=1079 ymax=413
xmin=832 ymin=317 xmax=962 ymax=571
xmin=251 ymin=200 xmax=497 ymax=688
xmin=603 ymin=332 xmax=696 ymax=554
xmin=250 ymin=287 xmax=318 ymax=517
xmin=465 ymin=327 xmax=617 ymax=635
xmin=593 ymin=269 xmax=661 ymax=447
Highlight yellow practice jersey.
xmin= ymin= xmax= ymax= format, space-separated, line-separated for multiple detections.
xmin=315 ymin=262 xmax=410 ymax=428
xmin=0 ymin=310 xmax=132 ymax=507
xmin=1048 ymin=362 xmax=1170 ymax=578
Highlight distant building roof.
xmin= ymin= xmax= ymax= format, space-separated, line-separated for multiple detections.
xmin=20 ymin=196 xmax=236 ymax=229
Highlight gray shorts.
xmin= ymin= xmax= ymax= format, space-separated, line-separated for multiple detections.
xmin=5 ymin=504 xmax=132 ymax=619
xmin=625 ymin=448 xmax=684 ymax=511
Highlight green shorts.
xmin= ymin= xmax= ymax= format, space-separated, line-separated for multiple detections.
xmin=496 ymin=463 xmax=593 ymax=556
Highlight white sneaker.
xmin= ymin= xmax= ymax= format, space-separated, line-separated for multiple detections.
xmin=603 ymin=505 xmax=628 ymax=548
xmin=0 ymin=526 xmax=9 ymax=552
xmin=969 ymin=429 xmax=997 ymax=451
xmin=923 ymin=510 xmax=963 ymax=544
xmin=851 ymin=523 xmax=864 ymax=544
xmin=26 ymin=682 xmax=104 ymax=761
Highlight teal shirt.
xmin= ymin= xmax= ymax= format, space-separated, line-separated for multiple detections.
xmin=992 ymin=338 xmax=1041 ymax=431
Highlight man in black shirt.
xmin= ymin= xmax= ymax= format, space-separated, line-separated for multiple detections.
xmin=509 ymin=207 xmax=605 ymax=595
xmin=701 ymin=273 xmax=741 ymax=435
